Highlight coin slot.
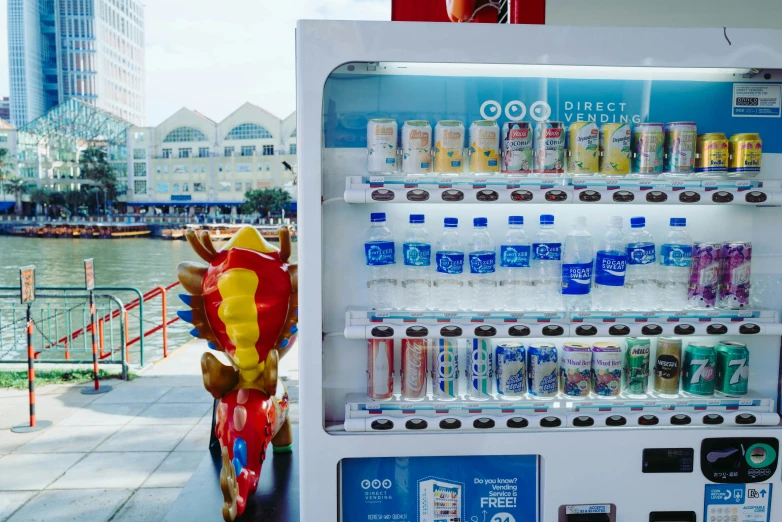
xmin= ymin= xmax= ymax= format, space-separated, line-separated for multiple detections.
xmin=439 ymin=418 xmax=461 ymax=430
xmin=745 ymin=191 xmax=767 ymax=203
xmin=639 ymin=415 xmax=659 ymax=426
xmin=712 ymin=191 xmax=734 ymax=203
xmin=578 ymin=190 xmax=601 ymax=202
xmin=370 ymin=419 xmax=394 ymax=431
xmin=749 ymin=446 xmax=767 ymax=465
xmin=474 ymin=325 xmax=497 ymax=337
xmin=671 ymin=414 xmax=691 ymax=426
xmin=476 ymin=189 xmax=499 ymax=202
xmin=508 ymin=325 xmax=531 ymax=337
xmin=735 ymin=413 xmax=756 ymax=425
xmin=406 ymin=189 xmax=429 ymax=202
xmin=745 ymin=443 xmax=777 ymax=469
xmin=573 ymin=416 xmax=594 ymax=427
xmin=441 ymin=189 xmax=464 ymax=202
xmin=510 ymin=189 xmax=533 ymax=202
xmin=405 ymin=419 xmax=428 ymax=430
xmin=679 ymin=191 xmax=700 ymax=203
xmin=673 ymin=324 xmax=695 ymax=335
xmin=540 ymin=416 xmax=562 ymax=428
xmin=370 ymin=326 xmax=394 ymax=338
xmin=542 ymin=325 xmax=564 ymax=336
xmin=739 ymin=323 xmax=761 ymax=334
xmin=440 ymin=325 xmax=462 ymax=337
xmin=405 ymin=325 xmax=428 ymax=337
xmin=612 ymin=190 xmax=634 ymax=202
xmin=370 ymin=189 xmax=395 ymax=202
xmin=506 ymin=417 xmax=528 ymax=429
xmin=703 ymin=414 xmax=724 ymax=425
xmin=706 ymin=324 xmax=728 ymax=335
xmin=606 ymin=415 xmax=627 ymax=427
xmin=646 ymin=191 xmax=667 ymax=203
xmin=545 ymin=189 xmax=567 ymax=202
xmin=575 ymin=325 xmax=597 ymax=336
xmin=608 ymin=324 xmax=630 ymax=336
xmin=641 ymin=324 xmax=663 ymax=336
xmin=473 ymin=418 xmax=495 ymax=429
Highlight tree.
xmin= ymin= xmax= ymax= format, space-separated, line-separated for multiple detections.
xmin=64 ymin=188 xmax=87 ymax=216
xmin=79 ymin=146 xmax=117 ymax=212
xmin=241 ymin=187 xmax=292 ymax=217
xmin=0 ymin=148 xmax=15 ymax=213
xmin=2 ymin=176 xmax=26 ymax=215
xmin=29 ymin=188 xmax=50 ymax=217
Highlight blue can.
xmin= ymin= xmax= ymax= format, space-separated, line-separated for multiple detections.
xmin=495 ymin=342 xmax=526 ymax=397
xmin=528 ymin=343 xmax=559 ymax=398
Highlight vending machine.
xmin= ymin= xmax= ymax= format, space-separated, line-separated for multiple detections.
xmin=297 ymin=20 xmax=782 ymax=522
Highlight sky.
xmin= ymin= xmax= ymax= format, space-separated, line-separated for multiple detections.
xmin=0 ymin=0 xmax=391 ymax=125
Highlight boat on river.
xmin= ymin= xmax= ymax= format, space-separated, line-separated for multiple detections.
xmin=19 ymin=223 xmax=151 ymax=238
xmin=171 ymin=223 xmax=298 ymax=242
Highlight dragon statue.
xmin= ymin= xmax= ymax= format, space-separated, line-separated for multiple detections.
xmin=176 ymin=225 xmax=298 ymax=521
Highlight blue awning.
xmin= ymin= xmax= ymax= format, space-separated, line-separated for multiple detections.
xmin=0 ymin=202 xmax=15 ymax=211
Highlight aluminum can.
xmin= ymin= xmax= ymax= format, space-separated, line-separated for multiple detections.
xmin=599 ymin=123 xmax=632 ymax=176
xmin=495 ymin=342 xmax=527 ymax=397
xmin=728 ymin=133 xmax=762 ymax=175
xmin=682 ymin=343 xmax=717 ymax=396
xmin=401 ymin=339 xmax=428 ymax=400
xmin=695 ymin=133 xmax=728 ymax=175
xmin=624 ymin=337 xmax=651 ymax=396
xmin=720 ymin=242 xmax=751 ymax=309
xmin=433 ymin=120 xmax=465 ymax=174
xmin=664 ymin=122 xmax=697 ymax=174
xmin=401 ymin=120 xmax=432 ymax=175
xmin=631 ymin=123 xmax=665 ymax=175
xmin=560 ymin=342 xmax=592 ymax=397
xmin=567 ymin=122 xmax=599 ymax=175
xmin=533 ymin=121 xmax=565 ymax=174
xmin=367 ymin=339 xmax=394 ymax=400
xmin=527 ymin=343 xmax=558 ymax=398
xmin=367 ymin=119 xmax=398 ymax=174
xmin=467 ymin=339 xmax=493 ymax=400
xmin=501 ymin=122 xmax=533 ymax=175
xmin=654 ymin=337 xmax=682 ymax=395
xmin=469 ymin=120 xmax=500 ymax=174
xmin=715 ymin=341 xmax=750 ymax=396
xmin=591 ymin=342 xmax=623 ymax=397
xmin=432 ymin=339 xmax=459 ymax=400
xmin=688 ymin=242 xmax=722 ymax=308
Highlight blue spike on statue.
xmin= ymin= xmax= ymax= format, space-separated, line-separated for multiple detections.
xmin=207 ymin=342 xmax=217 ymax=350
xmin=177 ymin=310 xmax=193 ymax=323
xmin=233 ymin=438 xmax=248 ymax=467
xmin=178 ymin=294 xmax=191 ymax=306
xmin=290 ymin=325 xmax=298 ymax=335
xmin=189 ymin=328 xmax=200 ymax=337
xmin=232 ymin=457 xmax=243 ymax=476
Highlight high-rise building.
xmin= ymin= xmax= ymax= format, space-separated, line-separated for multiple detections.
xmin=0 ymin=98 xmax=10 ymax=121
xmin=8 ymin=0 xmax=145 ymax=128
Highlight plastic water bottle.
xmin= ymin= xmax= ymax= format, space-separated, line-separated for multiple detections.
xmin=592 ymin=216 xmax=628 ymax=311
xmin=561 ymin=216 xmax=594 ymax=311
xmin=532 ymin=214 xmax=562 ymax=310
xmin=402 ymin=214 xmax=431 ymax=310
xmin=468 ymin=217 xmax=497 ymax=311
xmin=364 ymin=212 xmax=396 ymax=309
xmin=625 ymin=216 xmax=657 ymax=310
xmin=499 ymin=216 xmax=531 ymax=310
xmin=432 ymin=217 xmax=465 ymax=310
xmin=659 ymin=217 xmax=693 ymax=309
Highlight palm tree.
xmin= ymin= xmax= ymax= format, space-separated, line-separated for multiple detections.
xmin=29 ymin=188 xmax=50 ymax=217
xmin=0 ymin=148 xmax=13 ymax=213
xmin=3 ymin=176 xmax=26 ymax=215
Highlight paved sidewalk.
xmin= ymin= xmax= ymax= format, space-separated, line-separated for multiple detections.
xmin=0 ymin=339 xmax=299 ymax=522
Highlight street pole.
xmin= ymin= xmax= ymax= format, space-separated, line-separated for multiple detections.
xmin=81 ymin=259 xmax=111 ymax=395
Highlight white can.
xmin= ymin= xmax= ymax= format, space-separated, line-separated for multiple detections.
xmin=401 ymin=120 xmax=432 ymax=174
xmin=367 ymin=119 xmax=398 ymax=173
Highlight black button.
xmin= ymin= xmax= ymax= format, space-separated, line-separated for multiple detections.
xmin=474 ymin=325 xmax=497 ymax=337
xmin=706 ymin=324 xmax=728 ymax=335
xmin=405 ymin=419 xmax=428 ymax=430
xmin=679 ymin=191 xmax=700 ymax=203
xmin=371 ymin=419 xmax=393 ymax=430
xmin=510 ymin=189 xmax=533 ymax=201
xmin=440 ymin=325 xmax=462 ymax=337
xmin=606 ymin=415 xmax=627 ymax=426
xmin=608 ymin=324 xmax=630 ymax=336
xmin=439 ymin=418 xmax=461 ymax=430
xmin=712 ymin=191 xmax=734 ymax=203
xmin=540 ymin=416 xmax=562 ymax=428
xmin=370 ymin=326 xmax=394 ymax=338
xmin=546 ymin=189 xmax=567 ymax=202
xmin=703 ymin=414 xmax=724 ymax=425
xmin=746 ymin=191 xmax=767 ymax=203
xmin=441 ymin=189 xmax=464 ymax=202
xmin=579 ymin=190 xmax=601 ymax=202
xmin=641 ymin=324 xmax=663 ymax=335
xmin=573 ymin=416 xmax=595 ymax=427
xmin=671 ymin=414 xmax=691 ymax=425
xmin=673 ymin=324 xmax=695 ymax=335
xmin=542 ymin=325 xmax=564 ymax=336
xmin=370 ymin=189 xmax=395 ymax=201
xmin=405 ymin=325 xmax=428 ymax=337
xmin=406 ymin=189 xmax=429 ymax=202
xmin=646 ymin=191 xmax=667 ymax=202
xmin=739 ymin=323 xmax=760 ymax=334
xmin=613 ymin=190 xmax=634 ymax=202
xmin=506 ymin=417 xmax=528 ymax=429
xmin=639 ymin=415 xmax=659 ymax=426
xmin=476 ymin=189 xmax=498 ymax=201
xmin=575 ymin=325 xmax=598 ymax=336
xmin=736 ymin=413 xmax=756 ymax=425
xmin=508 ymin=325 xmax=531 ymax=337
xmin=473 ymin=418 xmax=495 ymax=429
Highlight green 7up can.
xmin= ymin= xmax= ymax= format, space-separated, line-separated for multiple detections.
xmin=682 ymin=344 xmax=717 ymax=396
xmin=715 ymin=342 xmax=749 ymax=396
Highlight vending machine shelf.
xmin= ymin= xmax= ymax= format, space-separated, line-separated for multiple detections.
xmin=343 ymin=176 xmax=781 ymax=206
xmin=344 ymin=309 xmax=781 ymax=339
xmin=343 ymin=392 xmax=779 ymax=433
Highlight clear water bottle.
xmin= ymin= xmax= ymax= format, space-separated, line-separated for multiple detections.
xmin=468 ymin=217 xmax=497 ymax=311
xmin=364 ymin=212 xmax=396 ymax=309
xmin=432 ymin=217 xmax=465 ymax=310
xmin=402 ymin=214 xmax=431 ymax=310
xmin=592 ymin=216 xmax=628 ymax=311
xmin=499 ymin=216 xmax=531 ymax=310
xmin=562 ymin=216 xmax=594 ymax=311
xmin=532 ymin=214 xmax=562 ymax=310
xmin=625 ymin=216 xmax=657 ymax=310
xmin=659 ymin=217 xmax=693 ymax=309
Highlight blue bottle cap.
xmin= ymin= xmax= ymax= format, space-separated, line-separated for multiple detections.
xmin=473 ymin=217 xmax=488 ymax=227
xmin=540 ymin=214 xmax=554 ymax=225
xmin=444 ymin=217 xmax=458 ymax=228
xmin=410 ymin=214 xmax=425 ymax=224
xmin=370 ymin=212 xmax=386 ymax=223
xmin=509 ymin=216 xmax=523 ymax=225
xmin=630 ymin=217 xmax=645 ymax=228
xmin=670 ymin=218 xmax=686 ymax=227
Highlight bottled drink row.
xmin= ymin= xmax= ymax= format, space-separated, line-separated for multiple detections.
xmin=364 ymin=212 xmax=752 ymax=311
xmin=367 ymin=337 xmax=750 ymax=402
xmin=368 ymin=118 xmax=763 ymax=178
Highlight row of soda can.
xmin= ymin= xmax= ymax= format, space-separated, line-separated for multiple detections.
xmin=689 ymin=241 xmax=751 ymax=309
xmin=367 ymin=118 xmax=762 ymax=177
xmin=367 ymin=337 xmax=749 ymax=401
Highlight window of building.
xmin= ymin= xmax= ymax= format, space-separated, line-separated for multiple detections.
xmin=0 ymin=136 xmax=8 ymax=143
xmin=201 ymin=166 xmax=206 ymax=173
xmin=265 ymin=164 xmax=271 ymax=171
xmin=178 ymin=148 xmax=191 ymax=159
xmin=133 ymin=180 xmax=146 ymax=194
xmin=219 ymin=182 xmax=230 ymax=192
xmin=182 ymin=183 xmax=189 ymax=192
xmin=235 ymin=182 xmax=242 ymax=192
xmin=156 ymin=183 xmax=169 ymax=193
xmin=245 ymin=182 xmax=252 ymax=191
xmin=224 ymin=147 xmax=234 ymax=157
xmin=262 ymin=145 xmax=274 ymax=156
xmin=225 ymin=166 xmax=230 ymax=173
xmin=225 ymin=123 xmax=272 ymax=140
xmin=289 ymin=144 xmax=296 ymax=155
xmin=134 ymin=132 xmax=144 ymax=141
xmin=240 ymin=145 xmax=256 ymax=157
xmin=218 ymin=166 xmax=223 ymax=172
xmin=194 ymin=183 xmax=205 ymax=192
xmin=133 ymin=162 xmax=146 ymax=177
xmin=163 ymin=127 xmax=208 ymax=143
xmin=162 ymin=148 xmax=172 ymax=159
xmin=198 ymin=147 xmax=209 ymax=158
xmin=173 ymin=183 xmax=180 ymax=193
xmin=156 ymin=166 xmax=161 ymax=173
xmin=290 ymin=128 xmax=296 ymax=137
xmin=163 ymin=166 xmax=169 ymax=173
xmin=133 ymin=148 xmax=145 ymax=159
xmin=258 ymin=164 xmax=263 ymax=171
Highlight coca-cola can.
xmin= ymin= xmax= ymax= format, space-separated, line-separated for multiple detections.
xmin=367 ymin=339 xmax=394 ymax=400
xmin=401 ymin=339 xmax=428 ymax=400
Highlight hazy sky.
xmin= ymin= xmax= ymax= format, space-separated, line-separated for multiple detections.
xmin=0 ymin=0 xmax=390 ymax=125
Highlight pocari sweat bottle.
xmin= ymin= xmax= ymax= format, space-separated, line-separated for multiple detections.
xmin=561 ymin=216 xmax=594 ymax=311
xmin=625 ymin=217 xmax=657 ymax=310
xmin=468 ymin=217 xmax=497 ymax=311
xmin=499 ymin=216 xmax=531 ymax=310
xmin=659 ymin=217 xmax=692 ymax=309
xmin=532 ymin=214 xmax=562 ymax=310
xmin=402 ymin=214 xmax=431 ymax=310
xmin=364 ymin=212 xmax=396 ymax=309
xmin=432 ymin=217 xmax=465 ymax=310
xmin=592 ymin=216 xmax=628 ymax=311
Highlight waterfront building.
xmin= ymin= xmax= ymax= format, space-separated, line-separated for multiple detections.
xmin=0 ymin=97 xmax=10 ymax=122
xmin=8 ymin=0 xmax=145 ymax=127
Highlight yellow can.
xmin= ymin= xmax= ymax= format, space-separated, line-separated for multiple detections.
xmin=469 ymin=120 xmax=500 ymax=174
xmin=567 ymin=122 xmax=599 ymax=175
xmin=599 ymin=123 xmax=632 ymax=175
xmin=695 ymin=133 xmax=728 ymax=175
xmin=433 ymin=120 xmax=465 ymax=174
xmin=728 ymin=133 xmax=762 ymax=176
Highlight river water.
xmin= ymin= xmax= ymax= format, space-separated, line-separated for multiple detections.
xmin=0 ymin=236 xmax=298 ymax=364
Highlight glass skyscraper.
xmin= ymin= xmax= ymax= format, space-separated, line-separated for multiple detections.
xmin=8 ymin=0 xmax=145 ymax=128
